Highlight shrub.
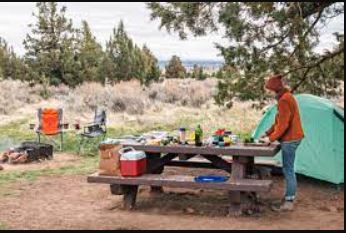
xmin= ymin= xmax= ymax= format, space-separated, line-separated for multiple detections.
xmin=65 ymin=80 xmax=149 ymax=115
xmin=148 ymin=78 xmax=216 ymax=107
xmin=0 ymin=80 xmax=42 ymax=114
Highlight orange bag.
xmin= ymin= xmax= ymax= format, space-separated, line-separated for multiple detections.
xmin=98 ymin=144 xmax=122 ymax=176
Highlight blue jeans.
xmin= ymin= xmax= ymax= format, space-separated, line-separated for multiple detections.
xmin=281 ymin=140 xmax=301 ymax=201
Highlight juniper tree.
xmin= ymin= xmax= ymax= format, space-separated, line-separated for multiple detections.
xmin=141 ymin=45 xmax=161 ymax=86
xmin=23 ymin=2 xmax=80 ymax=87
xmin=77 ymin=20 xmax=104 ymax=83
xmin=105 ymin=21 xmax=134 ymax=82
xmin=147 ymin=2 xmax=344 ymax=106
xmin=191 ymin=64 xmax=207 ymax=80
xmin=104 ymin=20 xmax=160 ymax=85
xmin=165 ymin=55 xmax=187 ymax=79
xmin=0 ymin=37 xmax=31 ymax=81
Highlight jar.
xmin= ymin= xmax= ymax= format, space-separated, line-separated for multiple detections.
xmin=230 ymin=134 xmax=239 ymax=144
xmin=179 ymin=128 xmax=186 ymax=144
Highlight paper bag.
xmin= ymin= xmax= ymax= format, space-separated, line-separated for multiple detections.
xmin=98 ymin=144 xmax=122 ymax=176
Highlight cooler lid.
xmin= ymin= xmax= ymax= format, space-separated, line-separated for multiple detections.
xmin=120 ymin=150 xmax=146 ymax=161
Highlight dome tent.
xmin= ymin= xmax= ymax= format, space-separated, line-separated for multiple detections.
xmin=252 ymin=94 xmax=344 ymax=184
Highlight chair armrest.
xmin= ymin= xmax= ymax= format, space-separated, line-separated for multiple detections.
xmin=84 ymin=122 xmax=98 ymax=127
xmin=83 ymin=123 xmax=103 ymax=134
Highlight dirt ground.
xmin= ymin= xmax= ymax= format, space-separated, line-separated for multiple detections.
xmin=0 ymin=153 xmax=80 ymax=172
xmin=0 ymin=157 xmax=344 ymax=230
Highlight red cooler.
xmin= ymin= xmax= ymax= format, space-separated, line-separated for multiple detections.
xmin=119 ymin=147 xmax=146 ymax=177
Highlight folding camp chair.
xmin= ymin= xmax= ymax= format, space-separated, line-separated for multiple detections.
xmin=36 ymin=108 xmax=64 ymax=151
xmin=78 ymin=109 xmax=107 ymax=154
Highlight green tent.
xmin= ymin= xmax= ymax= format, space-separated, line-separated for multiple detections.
xmin=252 ymin=94 xmax=344 ymax=184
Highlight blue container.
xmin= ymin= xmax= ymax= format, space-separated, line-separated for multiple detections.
xmin=194 ymin=175 xmax=229 ymax=183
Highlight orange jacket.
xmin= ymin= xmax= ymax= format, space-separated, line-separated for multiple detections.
xmin=266 ymin=89 xmax=305 ymax=142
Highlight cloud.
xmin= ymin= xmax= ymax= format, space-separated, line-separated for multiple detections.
xmin=0 ymin=2 xmax=344 ymax=60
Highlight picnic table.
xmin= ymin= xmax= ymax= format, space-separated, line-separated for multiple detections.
xmin=87 ymin=143 xmax=280 ymax=216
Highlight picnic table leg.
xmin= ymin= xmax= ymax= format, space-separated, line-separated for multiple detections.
xmin=245 ymin=157 xmax=258 ymax=204
xmin=110 ymin=184 xmax=125 ymax=195
xmin=146 ymin=152 xmax=164 ymax=194
xmin=228 ymin=190 xmax=242 ymax=216
xmin=123 ymin=185 xmax=138 ymax=210
xmin=228 ymin=156 xmax=246 ymax=216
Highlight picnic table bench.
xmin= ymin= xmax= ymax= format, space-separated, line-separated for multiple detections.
xmin=87 ymin=143 xmax=280 ymax=215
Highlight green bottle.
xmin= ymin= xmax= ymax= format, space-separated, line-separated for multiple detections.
xmin=195 ymin=124 xmax=203 ymax=146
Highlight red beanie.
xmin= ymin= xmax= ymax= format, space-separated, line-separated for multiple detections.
xmin=265 ymin=74 xmax=284 ymax=92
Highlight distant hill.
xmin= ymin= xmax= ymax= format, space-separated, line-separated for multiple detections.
xmin=158 ymin=60 xmax=224 ymax=70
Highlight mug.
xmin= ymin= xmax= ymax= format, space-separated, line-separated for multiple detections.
xmin=29 ymin=124 xmax=35 ymax=130
xmin=74 ymin=123 xmax=80 ymax=130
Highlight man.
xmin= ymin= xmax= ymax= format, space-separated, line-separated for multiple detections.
xmin=260 ymin=74 xmax=305 ymax=211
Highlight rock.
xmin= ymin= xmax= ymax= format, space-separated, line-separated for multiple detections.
xmin=328 ymin=206 xmax=338 ymax=213
xmin=245 ymin=209 xmax=254 ymax=215
xmin=185 ymin=207 xmax=195 ymax=214
xmin=319 ymin=206 xmax=330 ymax=212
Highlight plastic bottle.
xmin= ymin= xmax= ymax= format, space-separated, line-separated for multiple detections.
xmin=195 ymin=125 xmax=203 ymax=147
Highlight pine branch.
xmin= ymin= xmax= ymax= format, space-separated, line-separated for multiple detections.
xmin=288 ymin=8 xmax=324 ymax=60
xmin=286 ymin=46 xmax=344 ymax=93
xmin=287 ymin=1 xmax=338 ymax=19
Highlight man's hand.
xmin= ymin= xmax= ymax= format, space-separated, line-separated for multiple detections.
xmin=259 ymin=136 xmax=271 ymax=144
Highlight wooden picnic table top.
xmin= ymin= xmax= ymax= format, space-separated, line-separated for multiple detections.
xmin=121 ymin=143 xmax=280 ymax=157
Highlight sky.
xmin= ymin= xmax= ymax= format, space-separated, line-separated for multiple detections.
xmin=0 ymin=2 xmax=344 ymax=61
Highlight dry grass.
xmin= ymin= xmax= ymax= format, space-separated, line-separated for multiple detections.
xmin=64 ymin=78 xmax=217 ymax=116
xmin=0 ymin=79 xmax=344 ymax=135
xmin=0 ymin=80 xmax=42 ymax=114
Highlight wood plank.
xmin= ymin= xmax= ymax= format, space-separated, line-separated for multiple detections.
xmin=87 ymin=173 xmax=272 ymax=192
xmin=122 ymin=143 xmax=280 ymax=157
xmin=146 ymin=153 xmax=178 ymax=173
xmin=200 ymin=154 xmax=232 ymax=173
xmin=178 ymin=154 xmax=196 ymax=161
xmin=166 ymin=160 xmax=219 ymax=169
xmin=165 ymin=157 xmax=280 ymax=169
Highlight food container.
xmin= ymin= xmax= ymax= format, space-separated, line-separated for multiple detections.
xmin=224 ymin=131 xmax=232 ymax=136
xmin=146 ymin=139 xmax=161 ymax=145
xmin=230 ymin=134 xmax=239 ymax=144
xmin=212 ymin=135 xmax=219 ymax=145
xmin=223 ymin=135 xmax=231 ymax=146
xmin=179 ymin=128 xmax=186 ymax=144
xmin=218 ymin=141 xmax=225 ymax=147
xmin=194 ymin=175 xmax=229 ymax=183
xmin=119 ymin=147 xmax=146 ymax=177
xmin=214 ymin=128 xmax=225 ymax=136
xmin=187 ymin=129 xmax=195 ymax=143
